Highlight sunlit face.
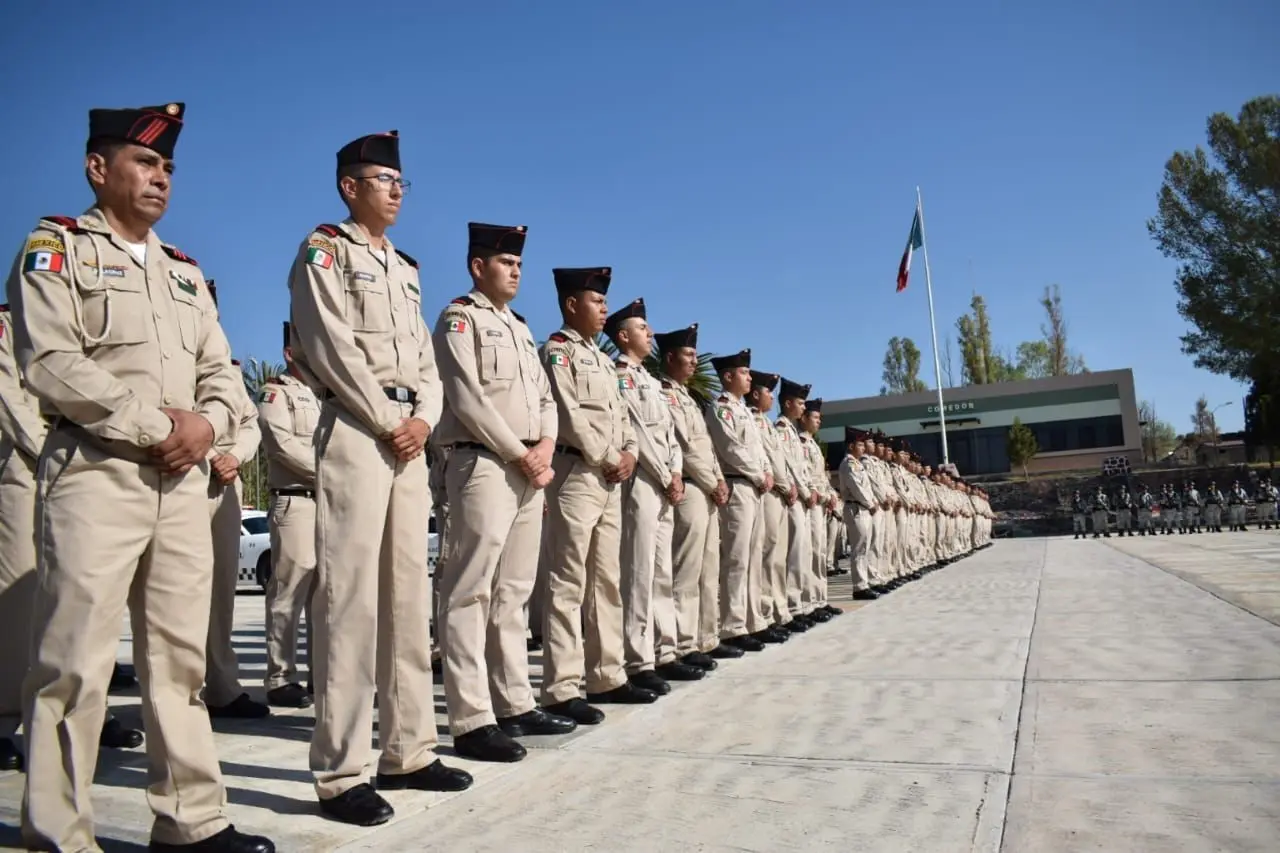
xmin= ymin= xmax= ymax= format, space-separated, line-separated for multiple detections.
xmin=618 ymin=317 xmax=653 ymax=358
xmin=87 ymin=143 xmax=172 ymax=225
xmin=567 ymin=290 xmax=608 ymax=335
xmin=664 ymin=346 xmax=697 ymax=383
xmin=801 ymin=411 xmax=822 ymax=434
xmin=722 ymin=366 xmax=751 ymax=396
xmin=782 ymin=397 xmax=806 ymax=419
xmin=473 ymin=253 xmax=522 ymax=302
xmin=341 ymin=166 xmax=405 ymax=228
xmin=852 ymin=439 xmax=865 ymax=457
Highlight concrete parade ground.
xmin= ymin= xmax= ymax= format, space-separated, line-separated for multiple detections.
xmin=2 ymin=531 xmax=1280 ymax=852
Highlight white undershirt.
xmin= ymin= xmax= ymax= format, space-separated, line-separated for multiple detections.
xmin=124 ymin=241 xmax=147 ymax=263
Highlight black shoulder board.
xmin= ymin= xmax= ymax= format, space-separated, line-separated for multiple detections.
xmin=548 ymin=332 xmax=569 ymax=343
xmin=0 ymin=303 xmax=9 ymax=312
xmin=395 ymin=248 xmax=418 ymax=269
xmin=40 ymin=215 xmax=81 ymax=232
xmin=162 ymin=245 xmax=198 ymax=266
xmin=315 ymin=224 xmax=346 ymax=239
xmin=266 ymin=377 xmax=283 ymax=385
xmin=449 ymin=296 xmax=475 ymax=307
xmin=511 ymin=309 xmax=526 ymax=323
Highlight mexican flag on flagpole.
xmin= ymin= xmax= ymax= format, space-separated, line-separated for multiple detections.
xmin=896 ymin=206 xmax=924 ymax=292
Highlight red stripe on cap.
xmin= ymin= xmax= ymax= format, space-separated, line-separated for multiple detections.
xmin=135 ymin=117 xmax=168 ymax=146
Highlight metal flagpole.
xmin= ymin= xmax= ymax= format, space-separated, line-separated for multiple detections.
xmin=917 ymin=185 xmax=950 ymax=466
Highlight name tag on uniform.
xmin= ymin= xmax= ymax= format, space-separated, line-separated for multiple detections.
xmin=353 ymin=271 xmax=376 ymax=282
xmin=579 ymin=358 xmax=594 ymax=366
xmin=485 ymin=329 xmax=504 ymax=338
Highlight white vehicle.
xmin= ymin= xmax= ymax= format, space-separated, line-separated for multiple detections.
xmin=238 ymin=508 xmax=441 ymax=591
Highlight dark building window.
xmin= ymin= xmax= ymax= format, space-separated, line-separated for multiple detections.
xmin=829 ymin=415 xmax=1128 ymax=476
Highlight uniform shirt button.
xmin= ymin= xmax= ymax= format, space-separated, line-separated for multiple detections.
xmin=139 ymin=433 xmax=151 ymax=445
xmin=163 ymin=396 xmax=172 ymax=405
xmin=163 ymin=351 xmax=171 ymax=359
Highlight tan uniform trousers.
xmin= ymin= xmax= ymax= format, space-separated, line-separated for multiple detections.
xmin=541 ymin=454 xmax=627 ymax=704
xmin=205 ymin=478 xmax=246 ymax=707
xmin=759 ymin=492 xmax=790 ymax=626
xmin=651 ymin=498 xmax=678 ymax=667
xmin=671 ymin=488 xmax=719 ymax=656
xmin=24 ymin=430 xmax=228 ymax=850
xmin=310 ymin=402 xmax=436 ymax=800
xmin=845 ymin=506 xmax=874 ymax=591
xmin=895 ymin=509 xmax=911 ymax=575
xmin=785 ymin=501 xmax=812 ymax=617
xmin=528 ymin=513 xmax=551 ymax=638
xmin=807 ymin=505 xmax=827 ymax=606
xmin=437 ymin=448 xmax=542 ymax=736
xmin=621 ymin=468 xmax=667 ymax=675
xmin=265 ymin=493 xmax=316 ymax=691
xmin=826 ymin=514 xmax=841 ymax=570
xmin=719 ymin=479 xmax=764 ymax=639
xmin=0 ymin=448 xmax=38 ymax=739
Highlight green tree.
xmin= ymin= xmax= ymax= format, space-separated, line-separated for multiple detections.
xmin=1037 ymin=284 xmax=1087 ymax=376
xmin=1006 ymin=417 xmax=1039 ymax=480
xmin=1138 ymin=399 xmax=1179 ymax=462
xmin=1015 ymin=340 xmax=1052 ymax=379
xmin=239 ymin=357 xmax=284 ymax=509
xmin=1190 ymin=394 xmax=1221 ymax=448
xmin=956 ymin=294 xmax=997 ymax=385
xmin=1147 ymin=96 xmax=1280 ymax=387
xmin=879 ymin=336 xmax=928 ymax=395
xmin=597 ymin=335 xmax=720 ymax=407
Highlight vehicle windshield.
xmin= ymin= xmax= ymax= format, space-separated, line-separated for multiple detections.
xmin=242 ymin=516 xmax=269 ymax=536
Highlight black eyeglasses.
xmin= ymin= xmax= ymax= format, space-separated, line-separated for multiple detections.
xmin=358 ymin=173 xmax=411 ymax=193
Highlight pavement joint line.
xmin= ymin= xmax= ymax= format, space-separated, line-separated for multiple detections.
xmin=995 ymin=537 xmax=1048 ymax=853
xmin=1102 ymin=539 xmax=1280 ymax=628
xmin=567 ymin=745 xmax=1006 ymax=775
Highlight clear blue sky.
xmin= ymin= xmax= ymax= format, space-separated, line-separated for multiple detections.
xmin=2 ymin=0 xmax=1275 ymax=433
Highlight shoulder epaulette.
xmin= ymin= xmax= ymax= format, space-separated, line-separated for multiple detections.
xmin=548 ymin=332 xmax=569 ymax=343
xmin=450 ymin=296 xmax=475 ymax=307
xmin=616 ymin=360 xmax=631 ymax=370
xmin=395 ymin=248 xmax=418 ymax=269
xmin=511 ymin=309 xmax=526 ymax=323
xmin=315 ymin=224 xmax=345 ymax=239
xmin=660 ymin=378 xmax=673 ymax=388
xmin=0 ymin=303 xmax=9 ymax=313
xmin=40 ymin=215 xmax=81 ymax=232
xmin=266 ymin=377 xmax=283 ymax=385
xmin=161 ymin=245 xmax=198 ymax=266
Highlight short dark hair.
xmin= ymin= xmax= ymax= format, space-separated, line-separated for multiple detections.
xmin=467 ymin=245 xmax=498 ymax=275
xmin=84 ymin=139 xmax=123 ymax=189
xmin=336 ymin=162 xmax=364 ymax=205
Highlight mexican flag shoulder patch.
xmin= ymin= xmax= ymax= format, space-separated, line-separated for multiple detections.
xmin=716 ymin=406 xmax=733 ymax=423
xmin=549 ymin=352 xmax=569 ymax=367
xmin=307 ymin=246 xmax=333 ymax=269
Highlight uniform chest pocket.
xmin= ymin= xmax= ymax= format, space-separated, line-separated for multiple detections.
xmin=398 ymin=282 xmax=424 ymax=338
xmin=479 ymin=339 xmax=517 ymax=382
xmin=168 ymin=279 xmax=205 ymax=354
xmin=292 ymin=399 xmax=318 ymax=436
xmin=80 ymin=274 xmax=151 ymax=347
xmin=345 ymin=275 xmax=392 ymax=333
xmin=575 ymin=363 xmax=606 ymax=401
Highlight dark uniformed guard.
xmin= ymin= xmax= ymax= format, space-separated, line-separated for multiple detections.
xmin=9 ymin=103 xmax=272 ymax=852
xmin=1071 ymin=490 xmax=1087 ymax=538
xmin=1203 ymin=482 xmax=1224 ymax=531
xmin=432 ymin=223 xmax=574 ymax=764
xmin=289 ymin=131 xmax=471 ymax=827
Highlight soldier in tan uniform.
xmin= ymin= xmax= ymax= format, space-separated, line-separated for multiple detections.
xmin=655 ymin=325 xmax=734 ymax=667
xmin=706 ymin=350 xmax=770 ymax=653
xmin=204 ymin=357 xmax=268 ymax=718
xmin=541 ymin=267 xmax=657 ymax=723
xmin=606 ymin=299 xmax=704 ymax=693
xmin=1 ymin=305 xmax=149 ymax=772
xmin=288 ymin=131 xmax=471 ymax=827
xmin=838 ymin=427 xmax=881 ymax=600
xmin=259 ymin=321 xmax=320 ymax=707
xmin=9 ymin=103 xmax=272 ymax=852
xmin=432 ymin=222 xmax=575 ymax=764
xmin=745 ymin=371 xmax=792 ymax=644
xmin=799 ymin=400 xmax=840 ymax=620
xmin=774 ymin=379 xmax=816 ymax=630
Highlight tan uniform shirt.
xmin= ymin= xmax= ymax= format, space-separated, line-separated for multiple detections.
xmin=705 ymin=393 xmax=766 ymax=489
xmin=432 ymin=289 xmax=556 ymax=461
xmin=752 ymin=409 xmax=790 ymax=496
xmin=774 ymin=417 xmax=812 ymax=497
xmin=838 ymin=455 xmax=875 ymax=510
xmin=258 ymin=374 xmax=319 ymax=490
xmin=287 ymin=218 xmax=441 ymax=436
xmin=214 ymin=381 xmax=260 ymax=466
xmin=5 ymin=208 xmax=240 ymax=454
xmin=661 ymin=379 xmax=722 ymax=497
xmin=616 ymin=355 xmax=679 ymax=488
xmin=542 ymin=326 xmax=635 ymax=467
xmin=799 ymin=434 xmax=829 ymax=499
xmin=0 ymin=310 xmax=47 ymax=459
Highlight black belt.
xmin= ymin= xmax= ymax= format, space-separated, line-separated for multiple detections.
xmin=454 ymin=440 xmax=538 ymax=453
xmin=272 ymin=488 xmax=315 ymax=499
xmin=324 ymin=387 xmax=418 ymax=405
xmin=725 ymin=474 xmax=751 ymax=482
xmin=554 ymin=445 xmax=583 ymax=458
